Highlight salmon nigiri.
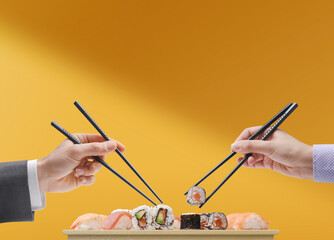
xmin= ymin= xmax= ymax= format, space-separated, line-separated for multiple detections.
xmin=70 ymin=213 xmax=107 ymax=230
xmin=101 ymin=210 xmax=133 ymax=230
xmin=227 ymin=213 xmax=269 ymax=230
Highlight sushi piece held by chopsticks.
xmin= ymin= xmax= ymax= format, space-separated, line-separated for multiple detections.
xmin=186 ymin=186 xmax=206 ymax=206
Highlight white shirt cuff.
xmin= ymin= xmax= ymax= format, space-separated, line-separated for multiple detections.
xmin=27 ymin=160 xmax=46 ymax=211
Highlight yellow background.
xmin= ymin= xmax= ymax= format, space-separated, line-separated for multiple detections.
xmin=0 ymin=1 xmax=333 ymax=239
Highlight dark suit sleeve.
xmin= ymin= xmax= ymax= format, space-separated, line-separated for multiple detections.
xmin=0 ymin=160 xmax=34 ymax=223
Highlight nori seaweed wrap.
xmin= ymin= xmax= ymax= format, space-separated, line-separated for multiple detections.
xmin=180 ymin=213 xmax=201 ymax=229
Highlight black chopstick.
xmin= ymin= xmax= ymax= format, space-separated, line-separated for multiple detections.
xmin=184 ymin=102 xmax=294 ymax=195
xmin=73 ymin=101 xmax=163 ymax=204
xmin=199 ymin=103 xmax=298 ymax=208
xmin=51 ymin=121 xmax=157 ymax=206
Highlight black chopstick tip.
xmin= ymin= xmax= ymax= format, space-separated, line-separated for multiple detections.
xmin=51 ymin=121 xmax=61 ymax=129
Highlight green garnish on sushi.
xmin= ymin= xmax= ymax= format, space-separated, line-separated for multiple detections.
xmin=135 ymin=210 xmax=146 ymax=220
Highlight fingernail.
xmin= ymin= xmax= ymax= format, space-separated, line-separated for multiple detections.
xmin=80 ymin=178 xmax=87 ymax=184
xmin=231 ymin=143 xmax=240 ymax=151
xmin=106 ymin=141 xmax=116 ymax=151
xmin=76 ymin=169 xmax=84 ymax=176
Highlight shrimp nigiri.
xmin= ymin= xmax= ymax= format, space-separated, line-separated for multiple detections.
xmin=70 ymin=213 xmax=107 ymax=230
xmin=227 ymin=213 xmax=269 ymax=230
xmin=101 ymin=210 xmax=133 ymax=230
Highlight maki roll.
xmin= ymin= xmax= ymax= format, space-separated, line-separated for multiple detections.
xmin=208 ymin=212 xmax=228 ymax=230
xmin=200 ymin=213 xmax=210 ymax=230
xmin=180 ymin=213 xmax=201 ymax=229
xmin=132 ymin=205 xmax=152 ymax=230
xmin=186 ymin=186 xmax=206 ymax=206
xmin=101 ymin=210 xmax=133 ymax=230
xmin=150 ymin=205 xmax=174 ymax=230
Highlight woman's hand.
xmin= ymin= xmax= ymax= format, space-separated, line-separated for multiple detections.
xmin=37 ymin=134 xmax=125 ymax=192
xmin=231 ymin=127 xmax=313 ymax=180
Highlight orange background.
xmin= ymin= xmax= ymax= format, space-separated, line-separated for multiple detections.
xmin=0 ymin=1 xmax=334 ymax=239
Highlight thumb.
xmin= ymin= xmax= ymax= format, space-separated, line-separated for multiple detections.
xmin=70 ymin=141 xmax=117 ymax=159
xmin=231 ymin=140 xmax=274 ymax=156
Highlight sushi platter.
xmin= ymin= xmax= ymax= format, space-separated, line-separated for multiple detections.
xmin=64 ymin=204 xmax=278 ymax=240
xmin=63 ymin=230 xmax=279 ymax=240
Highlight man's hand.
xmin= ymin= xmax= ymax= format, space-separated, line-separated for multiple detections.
xmin=37 ymin=134 xmax=125 ymax=192
xmin=231 ymin=127 xmax=314 ymax=180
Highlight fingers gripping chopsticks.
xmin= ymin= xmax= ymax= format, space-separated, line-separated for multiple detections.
xmin=184 ymin=103 xmax=298 ymax=208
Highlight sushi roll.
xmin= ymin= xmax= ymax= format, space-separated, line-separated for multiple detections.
xmin=150 ymin=205 xmax=174 ymax=230
xmin=70 ymin=213 xmax=107 ymax=230
xmin=132 ymin=205 xmax=152 ymax=230
xmin=200 ymin=213 xmax=210 ymax=230
xmin=101 ymin=210 xmax=133 ymax=230
xmin=186 ymin=186 xmax=206 ymax=206
xmin=173 ymin=216 xmax=181 ymax=230
xmin=180 ymin=213 xmax=201 ymax=229
xmin=208 ymin=212 xmax=228 ymax=230
xmin=227 ymin=213 xmax=269 ymax=230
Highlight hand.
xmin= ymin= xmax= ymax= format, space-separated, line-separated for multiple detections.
xmin=231 ymin=126 xmax=313 ymax=180
xmin=37 ymin=134 xmax=125 ymax=193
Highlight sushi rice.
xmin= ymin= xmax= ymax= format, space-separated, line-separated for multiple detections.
xmin=186 ymin=186 xmax=206 ymax=206
xmin=208 ymin=212 xmax=228 ymax=230
xmin=150 ymin=205 xmax=174 ymax=230
xmin=200 ymin=213 xmax=210 ymax=230
xmin=132 ymin=205 xmax=153 ymax=230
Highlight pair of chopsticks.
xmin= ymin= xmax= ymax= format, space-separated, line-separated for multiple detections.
xmin=51 ymin=101 xmax=163 ymax=206
xmin=184 ymin=102 xmax=298 ymax=208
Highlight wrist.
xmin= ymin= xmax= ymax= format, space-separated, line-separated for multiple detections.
xmin=300 ymin=145 xmax=314 ymax=180
xmin=37 ymin=158 xmax=49 ymax=192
